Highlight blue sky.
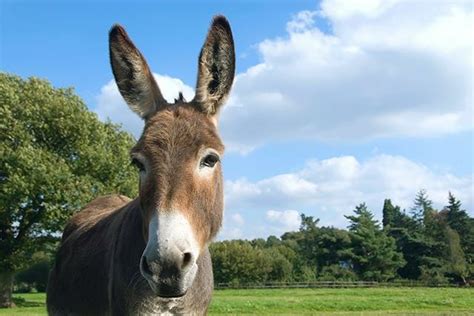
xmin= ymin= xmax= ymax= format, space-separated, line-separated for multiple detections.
xmin=2 ymin=0 xmax=473 ymax=239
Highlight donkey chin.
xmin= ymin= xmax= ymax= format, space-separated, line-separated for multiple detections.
xmin=139 ymin=211 xmax=201 ymax=298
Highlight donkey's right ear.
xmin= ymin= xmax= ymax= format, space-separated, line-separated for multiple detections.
xmin=109 ymin=24 xmax=167 ymax=119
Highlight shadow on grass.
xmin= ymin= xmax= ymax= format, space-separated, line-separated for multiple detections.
xmin=12 ymin=297 xmax=45 ymax=308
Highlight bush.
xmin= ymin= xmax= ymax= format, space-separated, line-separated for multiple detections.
xmin=15 ymin=260 xmax=50 ymax=292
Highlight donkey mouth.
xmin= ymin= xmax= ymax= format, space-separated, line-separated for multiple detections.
xmin=156 ymin=289 xmax=187 ymax=299
xmin=145 ymin=279 xmax=188 ymax=298
xmin=140 ymin=259 xmax=198 ymax=298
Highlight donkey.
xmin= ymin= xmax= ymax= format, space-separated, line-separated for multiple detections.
xmin=46 ymin=16 xmax=235 ymax=315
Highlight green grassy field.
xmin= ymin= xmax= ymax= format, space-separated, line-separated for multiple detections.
xmin=1 ymin=288 xmax=472 ymax=315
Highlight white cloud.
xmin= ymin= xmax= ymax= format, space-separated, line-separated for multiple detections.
xmin=231 ymin=213 xmax=244 ymax=226
xmin=266 ymin=209 xmax=301 ymax=233
xmin=218 ymin=212 xmax=246 ymax=240
xmin=225 ymin=154 xmax=473 ymax=229
xmin=220 ymin=0 xmax=473 ymax=153
xmin=94 ymin=2 xmax=472 ymax=153
xmin=95 ymin=73 xmax=194 ymax=138
xmin=217 ymin=211 xmax=247 ymax=240
xmin=218 ymin=227 xmax=243 ymax=240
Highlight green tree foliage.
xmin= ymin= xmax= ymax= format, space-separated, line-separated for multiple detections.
xmin=445 ymin=193 xmax=474 ymax=273
xmin=346 ymin=204 xmax=405 ymax=281
xmin=210 ymin=241 xmax=273 ymax=284
xmin=314 ymin=227 xmax=351 ymax=267
xmin=281 ymin=214 xmax=321 ymax=280
xmin=211 ymin=193 xmax=472 ymax=286
xmin=0 ymin=74 xmax=138 ymax=306
xmin=382 ymin=200 xmax=425 ymax=280
xmin=410 ymin=191 xmax=462 ymax=285
xmin=411 ymin=189 xmax=434 ymax=225
xmin=444 ymin=227 xmax=468 ymax=284
xmin=15 ymin=251 xmax=53 ymax=293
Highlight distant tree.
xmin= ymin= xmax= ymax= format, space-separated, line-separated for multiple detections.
xmin=445 ymin=193 xmax=474 ymax=270
xmin=266 ymin=247 xmax=293 ymax=282
xmin=409 ymin=192 xmax=453 ymax=284
xmin=279 ymin=213 xmax=321 ymax=277
xmin=411 ymin=189 xmax=434 ymax=225
xmin=0 ymin=74 xmax=137 ymax=307
xmin=280 ymin=233 xmax=315 ymax=281
xmin=250 ymin=238 xmax=266 ymax=249
xmin=381 ymin=199 xmax=429 ymax=279
xmin=444 ymin=227 xmax=468 ymax=285
xmin=346 ymin=203 xmax=405 ymax=281
xmin=266 ymin=235 xmax=281 ymax=248
xmin=382 ymin=199 xmax=399 ymax=229
xmin=314 ymin=227 xmax=352 ymax=275
xmin=300 ymin=214 xmax=319 ymax=232
xmin=297 ymin=214 xmax=320 ymax=270
xmin=210 ymin=241 xmax=273 ymax=284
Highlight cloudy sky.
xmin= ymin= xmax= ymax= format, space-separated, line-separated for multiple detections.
xmin=2 ymin=0 xmax=473 ymax=239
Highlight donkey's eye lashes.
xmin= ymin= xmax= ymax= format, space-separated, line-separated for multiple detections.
xmin=131 ymin=158 xmax=145 ymax=172
xmin=201 ymin=154 xmax=220 ymax=168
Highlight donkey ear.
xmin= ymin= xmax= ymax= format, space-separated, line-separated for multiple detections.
xmin=109 ymin=24 xmax=167 ymax=119
xmin=193 ymin=16 xmax=235 ymax=115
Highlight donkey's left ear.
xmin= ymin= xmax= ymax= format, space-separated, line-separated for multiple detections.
xmin=193 ymin=16 xmax=235 ymax=115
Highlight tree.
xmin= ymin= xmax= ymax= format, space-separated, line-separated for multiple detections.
xmin=346 ymin=203 xmax=405 ymax=281
xmin=445 ymin=192 xmax=474 ymax=270
xmin=444 ymin=227 xmax=468 ymax=284
xmin=0 ymin=74 xmax=138 ymax=307
xmin=411 ymin=189 xmax=434 ymax=226
xmin=382 ymin=203 xmax=424 ymax=280
xmin=300 ymin=213 xmax=319 ymax=232
xmin=296 ymin=214 xmax=320 ymax=274
xmin=409 ymin=192 xmax=453 ymax=284
xmin=382 ymin=199 xmax=400 ymax=229
xmin=210 ymin=241 xmax=273 ymax=284
xmin=313 ymin=227 xmax=352 ymax=277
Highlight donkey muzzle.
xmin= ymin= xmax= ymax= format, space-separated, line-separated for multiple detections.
xmin=140 ymin=211 xmax=200 ymax=297
xmin=140 ymin=249 xmax=197 ymax=297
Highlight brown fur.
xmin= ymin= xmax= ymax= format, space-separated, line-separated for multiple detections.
xmin=134 ymin=105 xmax=224 ymax=247
xmin=47 ymin=195 xmax=214 ymax=315
xmin=47 ymin=15 xmax=234 ymax=315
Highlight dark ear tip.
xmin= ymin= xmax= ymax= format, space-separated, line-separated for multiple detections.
xmin=211 ymin=15 xmax=232 ymax=33
xmin=109 ymin=24 xmax=127 ymax=40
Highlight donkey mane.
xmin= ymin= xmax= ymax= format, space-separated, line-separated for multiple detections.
xmin=174 ymin=92 xmax=186 ymax=104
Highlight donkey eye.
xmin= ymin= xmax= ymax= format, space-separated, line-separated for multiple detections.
xmin=131 ymin=158 xmax=145 ymax=172
xmin=201 ymin=154 xmax=220 ymax=168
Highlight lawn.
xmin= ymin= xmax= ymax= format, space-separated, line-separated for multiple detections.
xmin=210 ymin=288 xmax=474 ymax=315
xmin=1 ymin=288 xmax=472 ymax=315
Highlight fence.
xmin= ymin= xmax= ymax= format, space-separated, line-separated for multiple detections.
xmin=215 ymin=280 xmax=457 ymax=289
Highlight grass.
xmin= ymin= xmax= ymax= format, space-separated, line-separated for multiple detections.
xmin=0 ymin=293 xmax=45 ymax=315
xmin=210 ymin=288 xmax=474 ymax=315
xmin=0 ymin=288 xmax=472 ymax=315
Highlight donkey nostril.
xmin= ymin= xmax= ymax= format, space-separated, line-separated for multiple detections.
xmin=182 ymin=252 xmax=193 ymax=269
xmin=141 ymin=257 xmax=153 ymax=276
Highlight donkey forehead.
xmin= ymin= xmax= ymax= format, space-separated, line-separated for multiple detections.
xmin=133 ymin=105 xmax=224 ymax=156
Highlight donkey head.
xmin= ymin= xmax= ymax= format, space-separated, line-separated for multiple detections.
xmin=109 ymin=16 xmax=234 ymax=298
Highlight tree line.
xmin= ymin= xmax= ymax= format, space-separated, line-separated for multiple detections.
xmin=210 ymin=191 xmax=473 ymax=286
